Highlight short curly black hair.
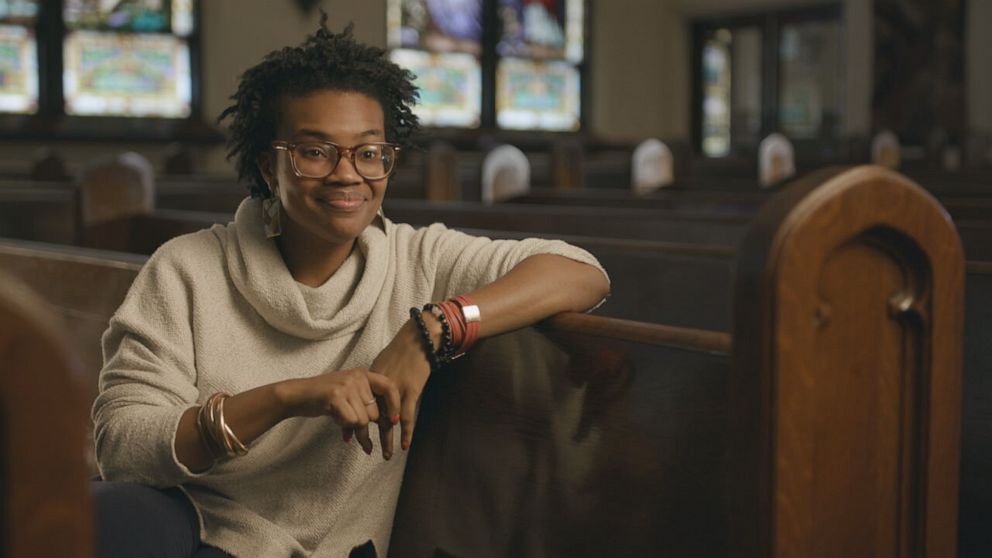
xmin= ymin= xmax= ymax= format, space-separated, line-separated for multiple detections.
xmin=219 ymin=16 xmax=420 ymax=198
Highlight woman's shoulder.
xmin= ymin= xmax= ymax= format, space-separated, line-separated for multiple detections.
xmin=113 ymin=225 xmax=236 ymax=318
xmin=144 ymin=224 xmax=228 ymax=275
xmin=385 ymin=219 xmax=475 ymax=248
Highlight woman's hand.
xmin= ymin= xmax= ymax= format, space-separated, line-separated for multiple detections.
xmin=175 ymin=369 xmax=401 ymax=472
xmin=370 ymin=313 xmax=438 ymax=459
xmin=282 ymin=368 xmax=402 ymax=456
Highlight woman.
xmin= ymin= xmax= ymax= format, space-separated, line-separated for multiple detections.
xmin=92 ymin=20 xmax=609 ymax=558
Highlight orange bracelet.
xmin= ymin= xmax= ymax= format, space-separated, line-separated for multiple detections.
xmin=452 ymin=295 xmax=481 ymax=354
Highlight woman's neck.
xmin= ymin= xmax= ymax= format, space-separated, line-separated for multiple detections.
xmin=275 ymin=226 xmax=355 ymax=288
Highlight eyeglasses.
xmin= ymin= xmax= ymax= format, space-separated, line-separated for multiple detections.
xmin=271 ymin=140 xmax=401 ymax=181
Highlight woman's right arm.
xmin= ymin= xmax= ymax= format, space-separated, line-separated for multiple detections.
xmin=94 ymin=242 xmax=401 ymax=484
xmin=174 ymin=370 xmax=401 ymax=472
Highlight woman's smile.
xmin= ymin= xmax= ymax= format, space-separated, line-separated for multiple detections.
xmin=316 ymin=191 xmax=368 ymax=211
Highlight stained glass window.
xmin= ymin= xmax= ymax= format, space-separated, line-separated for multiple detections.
xmin=0 ymin=0 xmax=37 ymax=23
xmin=390 ymin=49 xmax=481 ymax=127
xmin=694 ymin=6 xmax=842 ymax=157
xmin=0 ymin=0 xmax=205 ymax=138
xmin=497 ymin=57 xmax=578 ymax=130
xmin=64 ymin=0 xmax=192 ymax=35
xmin=731 ymin=27 xmax=762 ymax=150
xmin=0 ymin=0 xmax=38 ymax=114
xmin=63 ymin=31 xmax=191 ymax=117
xmin=171 ymin=0 xmax=194 ymax=36
xmin=779 ymin=20 xmax=843 ymax=139
xmin=497 ymin=0 xmax=582 ymax=63
xmin=496 ymin=0 xmax=583 ymax=131
xmin=389 ymin=0 xmax=481 ymax=55
xmin=701 ymin=30 xmax=732 ymax=157
xmin=388 ymin=0 xmax=482 ymax=127
xmin=388 ymin=0 xmax=585 ymax=131
xmin=62 ymin=0 xmax=195 ymax=118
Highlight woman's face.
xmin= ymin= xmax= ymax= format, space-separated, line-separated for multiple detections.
xmin=260 ymin=89 xmax=389 ymax=248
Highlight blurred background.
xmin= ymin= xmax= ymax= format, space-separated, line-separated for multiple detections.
xmin=0 ymin=0 xmax=986 ymax=179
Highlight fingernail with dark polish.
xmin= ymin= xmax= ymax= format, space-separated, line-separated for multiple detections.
xmin=401 ymin=440 xmax=410 ymax=451
xmin=343 ymin=432 xmax=351 ymax=443
xmin=391 ymin=415 xmax=400 ymax=425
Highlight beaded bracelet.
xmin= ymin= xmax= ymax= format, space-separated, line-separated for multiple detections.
xmin=423 ymin=303 xmax=456 ymax=362
xmin=436 ymin=300 xmax=465 ymax=352
xmin=409 ymin=307 xmax=440 ymax=371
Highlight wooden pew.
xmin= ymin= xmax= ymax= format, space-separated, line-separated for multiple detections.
xmin=382 ymin=200 xmax=751 ymax=245
xmin=0 ymin=241 xmax=143 ymax=410
xmin=501 ymin=181 xmax=992 ymax=261
xmin=464 ymin=226 xmax=989 ymax=515
xmin=7 ymin=167 xmax=988 ymax=263
xmin=392 ymin=315 xmax=735 ymax=556
xmin=0 ymin=182 xmax=75 ymax=245
xmin=0 ymin=183 xmax=744 ymax=330
xmin=79 ymin=209 xmax=231 ymax=255
xmin=391 ymin=165 xmax=963 ymax=556
xmin=731 ymin=166 xmax=963 ymax=556
xmin=0 ymin=272 xmax=94 ymax=558
xmin=95 ymin=194 xmax=755 ymax=250
xmin=509 ymin=181 xmax=991 ymax=224
xmin=155 ymin=179 xmax=245 ymax=214
xmin=390 ymin=198 xmax=986 ymax=263
xmin=507 ymin=185 xmax=770 ymax=216
xmin=454 ymin=230 xmax=736 ymax=331
xmin=41 ymin=204 xmax=746 ymax=330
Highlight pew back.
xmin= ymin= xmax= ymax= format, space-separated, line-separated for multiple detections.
xmin=0 ymin=239 xmax=143 ymax=407
xmin=0 ymin=272 xmax=93 ymax=558
xmin=733 ymin=166 xmax=964 ymax=556
xmin=383 ymin=200 xmax=751 ymax=245
xmin=392 ymin=315 xmax=733 ymax=557
xmin=75 ymin=153 xmax=154 ymax=237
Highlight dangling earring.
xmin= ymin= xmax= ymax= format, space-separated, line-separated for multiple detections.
xmin=262 ymin=196 xmax=282 ymax=238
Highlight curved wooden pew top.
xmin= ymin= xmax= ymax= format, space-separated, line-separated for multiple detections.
xmin=733 ymin=165 xmax=964 ymax=557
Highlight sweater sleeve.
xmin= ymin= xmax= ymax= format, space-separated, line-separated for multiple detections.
xmin=92 ymin=246 xmax=206 ymax=487
xmin=416 ymin=223 xmax=610 ymax=307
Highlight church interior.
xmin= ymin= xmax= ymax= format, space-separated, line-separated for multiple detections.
xmin=1 ymin=0 xmax=990 ymax=556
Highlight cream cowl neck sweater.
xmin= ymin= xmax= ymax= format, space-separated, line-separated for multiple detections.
xmin=92 ymin=197 xmax=607 ymax=557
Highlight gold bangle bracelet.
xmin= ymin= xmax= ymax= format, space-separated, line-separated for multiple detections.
xmin=216 ymin=395 xmax=248 ymax=457
xmin=196 ymin=400 xmax=223 ymax=460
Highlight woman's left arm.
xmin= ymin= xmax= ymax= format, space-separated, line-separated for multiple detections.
xmin=455 ymin=253 xmax=609 ymax=336
xmin=367 ymin=251 xmax=609 ymax=458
